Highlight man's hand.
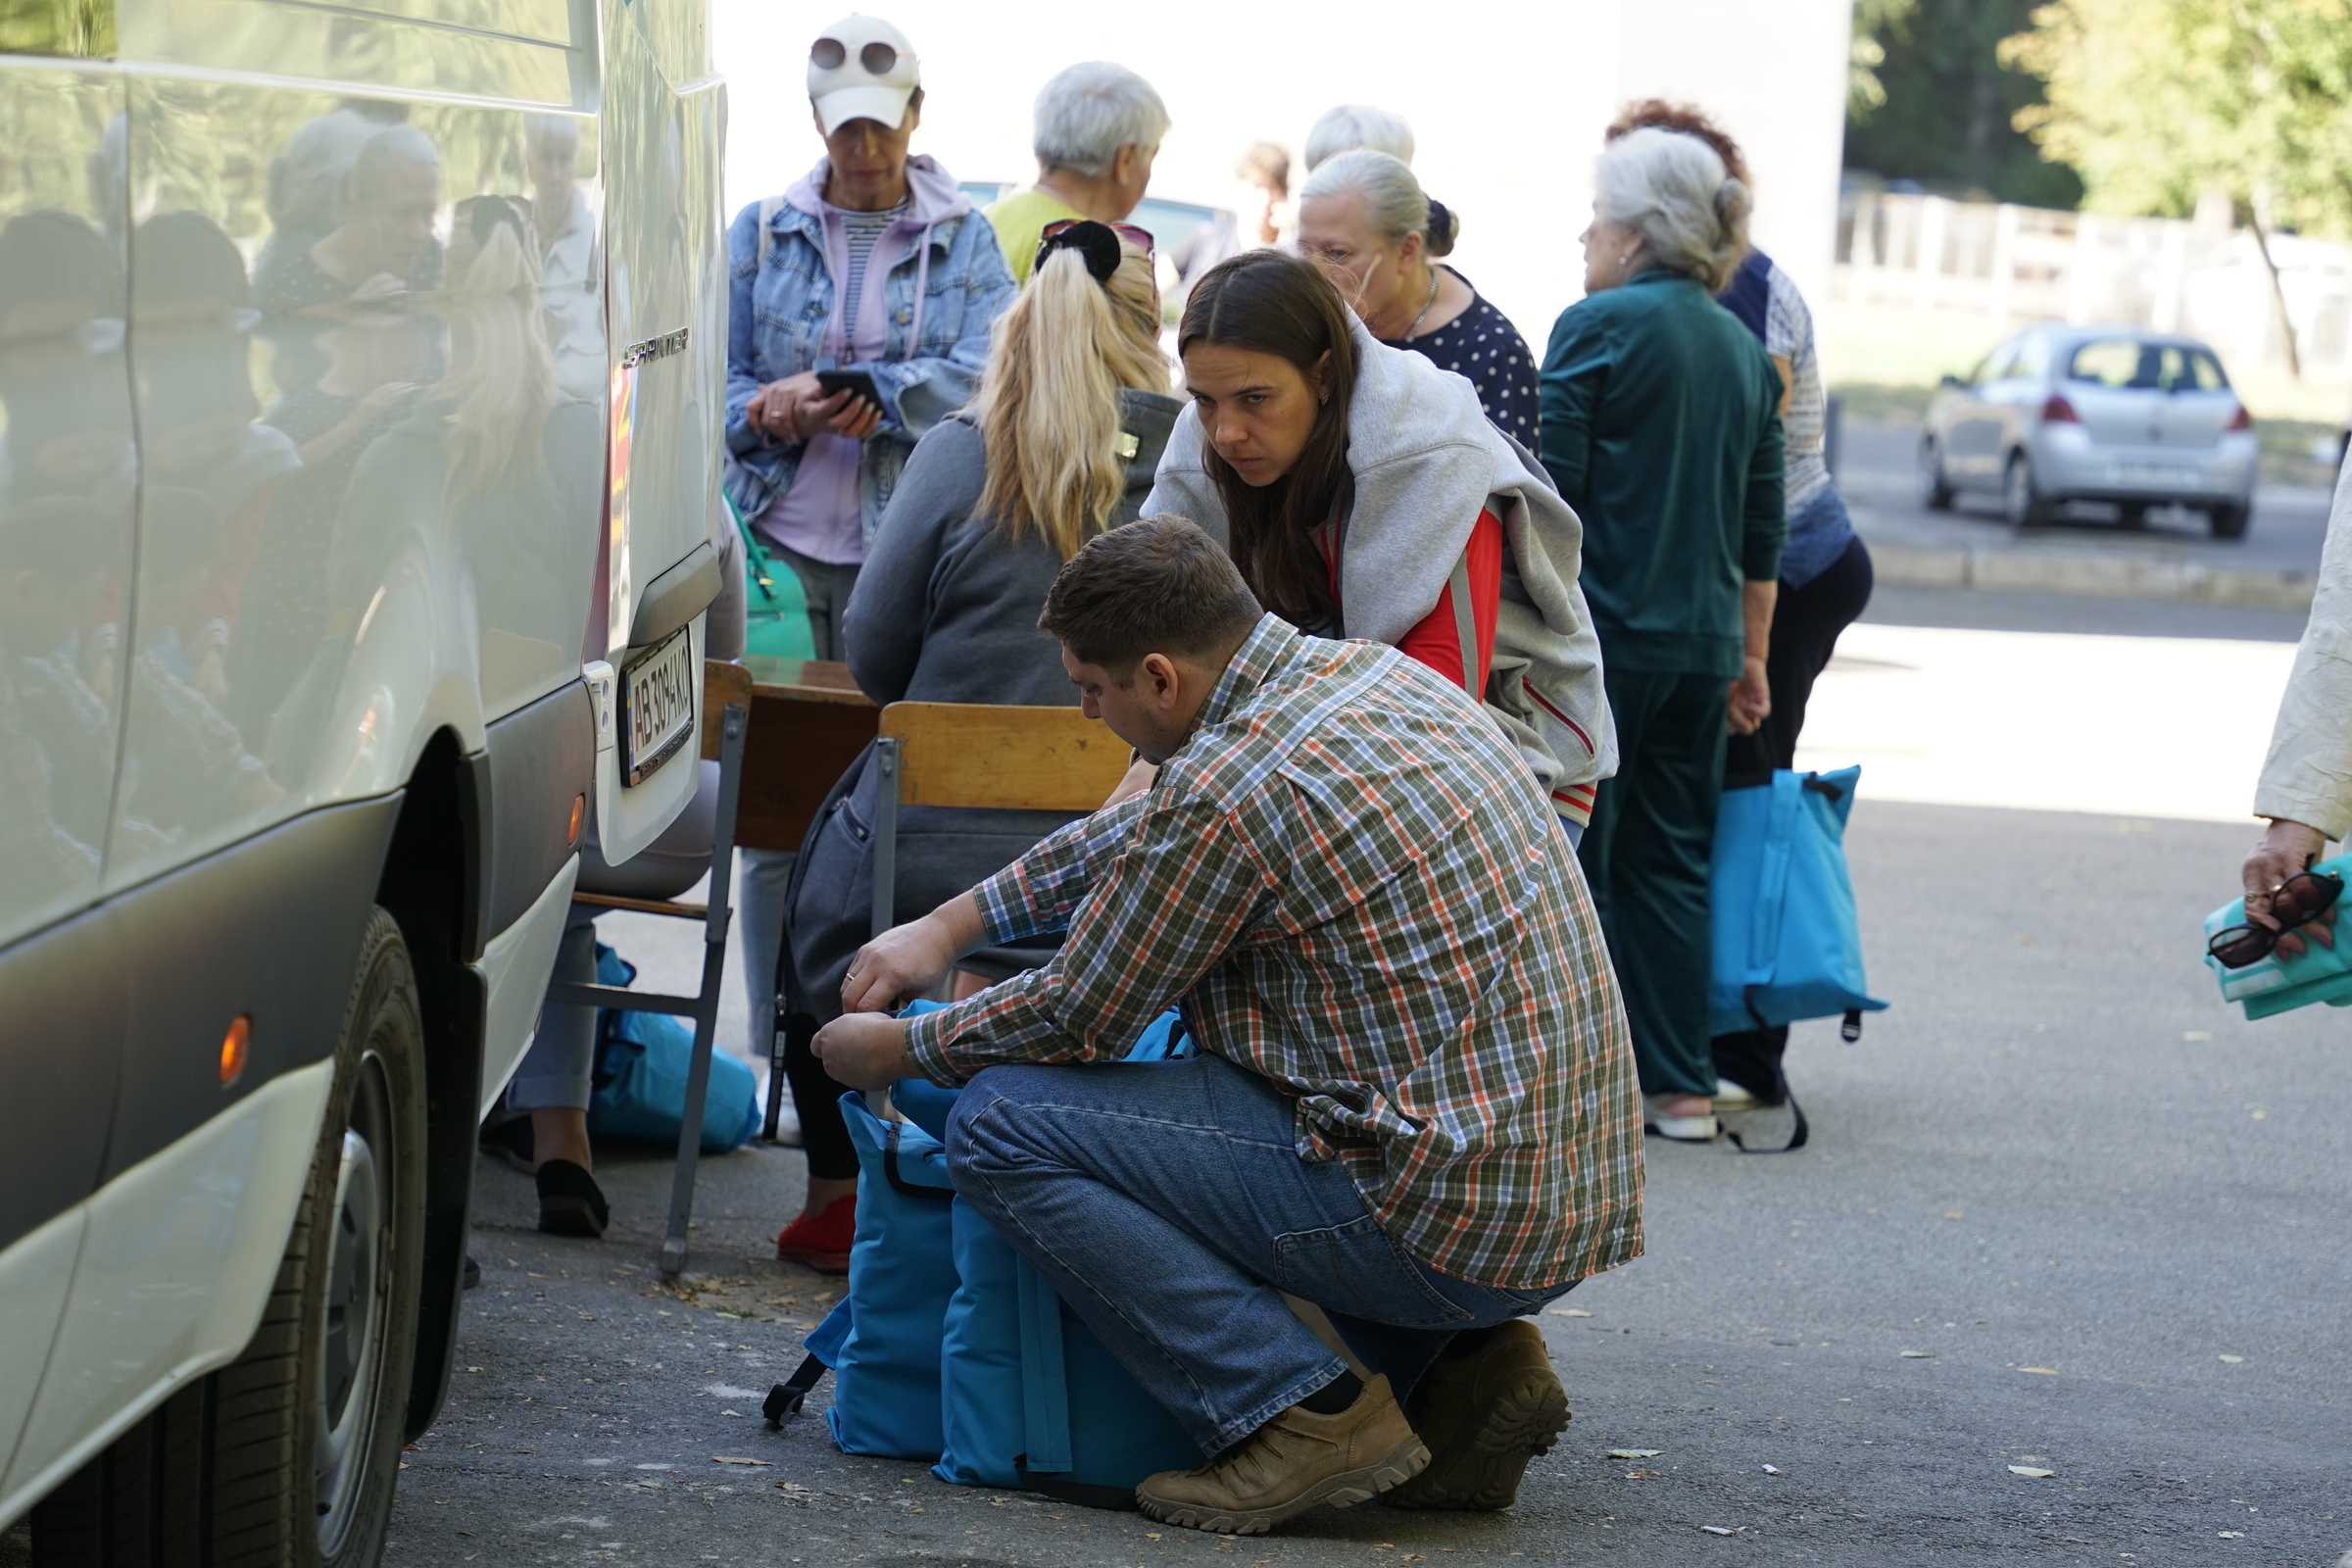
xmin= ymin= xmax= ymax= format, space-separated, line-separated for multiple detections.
xmin=841 ymin=894 xmax=986 ymax=1014
xmin=1727 ymin=656 xmax=1771 ymax=736
xmin=2242 ymin=817 xmax=2335 ymax=957
xmin=812 ymin=1012 xmax=917 ymax=1091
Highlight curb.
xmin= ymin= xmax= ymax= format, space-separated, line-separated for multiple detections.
xmin=1865 ymin=540 xmax=2316 ymax=611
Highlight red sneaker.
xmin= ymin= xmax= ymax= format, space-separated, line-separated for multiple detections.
xmin=775 ymin=1195 xmax=857 ymax=1274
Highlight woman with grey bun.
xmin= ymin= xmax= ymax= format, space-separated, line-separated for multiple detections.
xmin=1297 ymin=148 xmax=1538 ymax=446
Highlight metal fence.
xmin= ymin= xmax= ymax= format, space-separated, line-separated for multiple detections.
xmin=1832 ymin=188 xmax=2352 ymax=377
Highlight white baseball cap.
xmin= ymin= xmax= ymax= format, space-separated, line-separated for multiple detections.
xmin=808 ymin=15 xmax=920 ymax=136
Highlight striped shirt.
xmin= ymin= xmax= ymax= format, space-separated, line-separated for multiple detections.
xmin=834 ymin=197 xmax=906 ymax=332
xmin=904 ymin=614 xmax=1644 ymax=1289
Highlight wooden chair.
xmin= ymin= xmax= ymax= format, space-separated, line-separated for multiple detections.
xmin=867 ymin=702 xmax=1133 ymax=937
xmin=544 ymin=659 xmax=753 ymax=1279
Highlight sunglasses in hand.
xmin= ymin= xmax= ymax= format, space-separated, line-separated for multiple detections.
xmin=2208 ymin=868 xmax=2344 ymax=968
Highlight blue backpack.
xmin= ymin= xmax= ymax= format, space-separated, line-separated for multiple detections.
xmin=585 ymin=946 xmax=760 ymax=1153
xmin=764 ymin=1008 xmax=1200 ymax=1507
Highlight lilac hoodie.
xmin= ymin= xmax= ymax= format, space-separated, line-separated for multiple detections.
xmin=756 ymin=156 xmax=985 ymax=564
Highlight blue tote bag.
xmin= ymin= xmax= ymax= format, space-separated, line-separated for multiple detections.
xmin=585 ymin=946 xmax=760 ymax=1153
xmin=1709 ymin=766 xmax=1887 ymax=1038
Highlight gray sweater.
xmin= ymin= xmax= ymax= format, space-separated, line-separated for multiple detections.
xmin=783 ymin=389 xmax=1181 ymax=1013
xmin=1147 ymin=315 xmax=1616 ymax=812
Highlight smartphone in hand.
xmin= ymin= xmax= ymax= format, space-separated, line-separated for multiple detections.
xmin=815 ymin=368 xmax=882 ymax=414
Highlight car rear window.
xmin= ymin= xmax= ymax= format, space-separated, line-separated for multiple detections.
xmin=2067 ymin=338 xmax=2229 ymax=391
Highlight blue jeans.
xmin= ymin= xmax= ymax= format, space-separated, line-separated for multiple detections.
xmin=946 ymin=1053 xmax=1573 ymax=1455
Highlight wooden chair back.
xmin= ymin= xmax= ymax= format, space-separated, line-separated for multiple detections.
xmin=876 ymin=702 xmax=1130 ymax=812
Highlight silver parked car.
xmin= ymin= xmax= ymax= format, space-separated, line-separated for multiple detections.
xmin=1918 ymin=327 xmax=2259 ymax=537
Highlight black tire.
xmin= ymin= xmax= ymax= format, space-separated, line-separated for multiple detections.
xmin=2117 ymin=502 xmax=2149 ymax=529
xmin=31 ymin=910 xmax=426 ymax=1568
xmin=1916 ymin=435 xmax=1954 ymax=510
xmin=2208 ymin=503 xmax=2250 ymax=539
xmin=2002 ymin=452 xmax=2052 ymax=527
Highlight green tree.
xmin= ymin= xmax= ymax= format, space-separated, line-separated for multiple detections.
xmin=2003 ymin=0 xmax=2352 ymax=374
xmin=1845 ymin=0 xmax=2083 ymax=209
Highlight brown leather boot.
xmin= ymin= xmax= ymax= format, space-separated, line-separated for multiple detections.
xmin=1382 ymin=1319 xmax=1569 ymax=1510
xmin=1136 ymin=1374 xmax=1429 ymax=1535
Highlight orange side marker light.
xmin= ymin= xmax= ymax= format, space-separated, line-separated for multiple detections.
xmin=567 ymin=793 xmax=586 ymax=846
xmin=220 ymin=1014 xmax=251 ymax=1087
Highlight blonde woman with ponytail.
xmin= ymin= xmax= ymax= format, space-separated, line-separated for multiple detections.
xmin=777 ymin=220 xmax=1174 ymax=1190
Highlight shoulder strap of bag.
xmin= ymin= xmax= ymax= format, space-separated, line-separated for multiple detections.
xmin=757 ymin=193 xmax=784 ymax=272
xmin=1725 ymin=1081 xmax=1809 ymax=1154
xmin=1446 ymin=547 xmax=1480 ymax=700
xmin=761 ymin=1351 xmax=829 ymax=1423
xmin=1747 ymin=771 xmax=1804 ymax=982
xmin=1010 ymin=1258 xmax=1144 ymax=1510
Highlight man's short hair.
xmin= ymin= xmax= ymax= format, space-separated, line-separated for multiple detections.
xmin=1032 ymin=62 xmax=1168 ymax=177
xmin=1038 ymin=515 xmax=1262 ymax=677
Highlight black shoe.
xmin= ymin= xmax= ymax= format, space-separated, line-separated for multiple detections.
xmin=1383 ymin=1320 xmax=1569 ymax=1511
xmin=536 ymin=1158 xmax=610 ymax=1239
xmin=479 ymin=1114 xmax=534 ymax=1174
xmin=463 ymin=1254 xmax=482 ymax=1290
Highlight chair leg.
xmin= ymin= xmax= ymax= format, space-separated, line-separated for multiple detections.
xmin=662 ymin=703 xmax=748 ymax=1282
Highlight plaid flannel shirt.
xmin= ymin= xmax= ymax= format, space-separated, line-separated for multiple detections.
xmin=903 ymin=614 xmax=1642 ymax=1289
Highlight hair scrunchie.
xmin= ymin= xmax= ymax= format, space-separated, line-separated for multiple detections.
xmin=1035 ymin=220 xmax=1123 ymax=285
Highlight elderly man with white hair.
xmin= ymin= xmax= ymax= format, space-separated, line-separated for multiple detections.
xmin=985 ymin=60 xmax=1167 ymax=285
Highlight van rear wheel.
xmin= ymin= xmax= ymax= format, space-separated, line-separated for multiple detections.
xmin=30 ymin=909 xmax=425 ymax=1568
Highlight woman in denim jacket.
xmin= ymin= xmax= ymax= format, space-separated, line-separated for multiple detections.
xmin=726 ymin=13 xmax=1015 ymax=1273
xmin=722 ymin=16 xmax=1015 ymax=656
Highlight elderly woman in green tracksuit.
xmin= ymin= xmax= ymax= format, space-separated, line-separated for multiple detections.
xmin=1540 ymin=126 xmax=1786 ymax=1146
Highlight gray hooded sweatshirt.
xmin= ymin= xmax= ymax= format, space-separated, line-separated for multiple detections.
xmin=1145 ymin=314 xmax=1617 ymax=811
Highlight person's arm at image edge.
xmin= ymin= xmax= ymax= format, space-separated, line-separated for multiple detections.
xmin=2244 ymin=469 xmax=2352 ymax=945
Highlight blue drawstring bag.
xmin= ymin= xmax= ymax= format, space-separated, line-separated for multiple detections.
xmin=764 ymin=1005 xmax=1201 ymax=1502
xmin=935 ymin=1200 xmax=1200 ymax=1502
xmin=586 ymin=946 xmax=760 ymax=1152
xmin=810 ymin=1093 xmax=959 ymax=1459
xmin=2203 ymin=848 xmax=2352 ymax=1019
xmin=1709 ymin=767 xmax=1887 ymax=1038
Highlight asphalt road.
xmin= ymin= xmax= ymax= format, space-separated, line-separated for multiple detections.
xmin=388 ymin=652 xmax=2352 ymax=1566
xmin=1838 ymin=416 xmax=2336 ymax=585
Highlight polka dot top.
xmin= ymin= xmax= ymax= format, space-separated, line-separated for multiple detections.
xmin=1386 ymin=271 xmax=1540 ymax=447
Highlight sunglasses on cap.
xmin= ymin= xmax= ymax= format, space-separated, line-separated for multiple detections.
xmin=2208 ymin=868 xmax=2343 ymax=968
xmin=811 ymin=36 xmax=901 ymax=75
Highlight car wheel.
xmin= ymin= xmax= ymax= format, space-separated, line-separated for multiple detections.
xmin=1916 ymin=436 xmax=1954 ymax=511
xmin=2208 ymin=503 xmax=2250 ymax=540
xmin=2002 ymin=452 xmax=2052 ymax=527
xmin=2117 ymin=502 xmax=2149 ymax=529
xmin=29 ymin=909 xmax=426 ymax=1568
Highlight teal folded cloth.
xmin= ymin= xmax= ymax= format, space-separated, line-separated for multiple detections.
xmin=2204 ymin=849 xmax=2352 ymax=1019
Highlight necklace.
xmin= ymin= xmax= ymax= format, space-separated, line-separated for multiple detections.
xmin=1397 ymin=268 xmax=1440 ymax=341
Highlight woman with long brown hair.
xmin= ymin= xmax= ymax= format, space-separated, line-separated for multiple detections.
xmin=1146 ymin=249 xmax=1612 ymax=844
xmin=772 ymin=220 xmax=1176 ymax=1271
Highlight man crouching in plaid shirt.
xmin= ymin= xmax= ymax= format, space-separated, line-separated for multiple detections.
xmin=814 ymin=515 xmax=1642 ymax=1535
